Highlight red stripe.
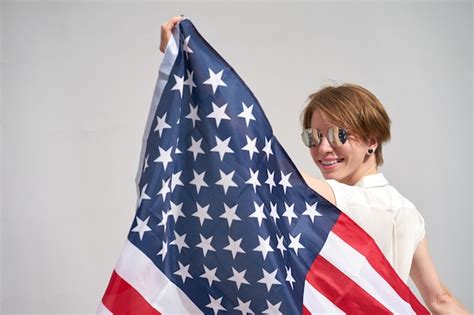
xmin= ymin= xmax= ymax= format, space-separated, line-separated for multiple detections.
xmin=102 ymin=270 xmax=161 ymax=315
xmin=306 ymin=255 xmax=391 ymax=314
xmin=331 ymin=213 xmax=429 ymax=314
xmin=302 ymin=304 xmax=311 ymax=315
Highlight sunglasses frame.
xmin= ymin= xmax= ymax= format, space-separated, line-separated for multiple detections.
xmin=301 ymin=127 xmax=348 ymax=148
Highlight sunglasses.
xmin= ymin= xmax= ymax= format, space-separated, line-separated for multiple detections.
xmin=301 ymin=127 xmax=348 ymax=148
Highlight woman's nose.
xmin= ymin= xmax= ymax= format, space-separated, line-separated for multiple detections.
xmin=317 ymin=136 xmax=333 ymax=154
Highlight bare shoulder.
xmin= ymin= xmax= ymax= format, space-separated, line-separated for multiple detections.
xmin=300 ymin=171 xmax=336 ymax=205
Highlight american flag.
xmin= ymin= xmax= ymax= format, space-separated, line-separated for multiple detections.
xmin=98 ymin=19 xmax=428 ymax=314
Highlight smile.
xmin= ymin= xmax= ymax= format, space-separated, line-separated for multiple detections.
xmin=320 ymin=158 xmax=344 ymax=166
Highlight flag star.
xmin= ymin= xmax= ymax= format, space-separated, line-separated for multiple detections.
xmin=171 ymin=170 xmax=184 ymax=192
xmin=188 ymin=136 xmax=205 ymax=161
xmin=142 ymin=154 xmax=149 ymax=172
xmin=137 ymin=183 xmax=151 ymax=207
xmin=279 ymin=171 xmax=293 ymax=193
xmin=185 ymin=103 xmax=201 ymax=128
xmin=169 ymin=200 xmax=185 ymax=222
xmin=269 ymin=202 xmax=280 ymax=223
xmin=228 ymin=267 xmax=249 ymax=289
xmin=174 ymin=261 xmax=192 ymax=283
xmin=302 ymin=201 xmax=322 ymax=223
xmin=282 ymin=202 xmax=298 ymax=225
xmin=238 ymin=102 xmax=256 ymax=127
xmin=262 ymin=300 xmax=282 ymax=314
xmin=157 ymin=178 xmax=171 ymax=201
xmin=253 ymin=235 xmax=274 ymax=260
xmin=170 ymin=231 xmax=189 ymax=253
xmin=245 ymin=168 xmax=261 ymax=193
xmin=183 ymin=35 xmax=193 ymax=54
xmin=157 ymin=209 xmax=169 ymax=232
xmin=276 ymin=234 xmax=287 ymax=256
xmin=215 ymin=170 xmax=238 ymax=194
xmin=193 ymin=202 xmax=212 ymax=226
xmin=211 ymin=136 xmax=234 ymax=161
xmin=131 ymin=216 xmax=152 ymax=240
xmin=206 ymin=295 xmax=226 ymax=315
xmin=285 ymin=266 xmax=296 ymax=290
xmin=207 ymin=102 xmax=230 ymax=127
xmin=234 ymin=298 xmax=252 ymax=314
xmin=190 ymin=170 xmax=209 ymax=193
xmin=157 ymin=240 xmax=168 ymax=261
xmin=200 ymin=265 xmax=220 ymax=287
xmin=154 ymin=146 xmax=173 ymax=171
xmin=171 ymin=74 xmax=184 ymax=97
xmin=262 ymin=137 xmax=274 ymax=161
xmin=196 ymin=234 xmax=216 ymax=257
xmin=288 ymin=233 xmax=305 ymax=255
xmin=203 ymin=68 xmax=227 ymax=94
xmin=219 ymin=203 xmax=241 ymax=228
xmin=154 ymin=112 xmax=171 ymax=137
xmin=249 ymin=201 xmax=266 ymax=227
xmin=242 ymin=135 xmax=259 ymax=159
xmin=184 ymin=69 xmax=196 ymax=94
xmin=224 ymin=236 xmax=246 ymax=259
xmin=258 ymin=268 xmax=281 ymax=292
xmin=265 ymin=170 xmax=276 ymax=193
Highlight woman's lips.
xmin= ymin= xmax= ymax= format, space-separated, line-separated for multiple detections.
xmin=319 ymin=158 xmax=344 ymax=170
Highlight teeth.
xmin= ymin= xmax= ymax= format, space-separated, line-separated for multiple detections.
xmin=321 ymin=160 xmax=339 ymax=166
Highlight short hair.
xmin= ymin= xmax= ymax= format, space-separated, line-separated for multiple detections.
xmin=301 ymin=83 xmax=391 ymax=166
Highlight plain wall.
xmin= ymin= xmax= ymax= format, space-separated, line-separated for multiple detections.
xmin=1 ymin=1 xmax=472 ymax=313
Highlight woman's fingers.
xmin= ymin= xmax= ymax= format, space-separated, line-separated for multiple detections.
xmin=160 ymin=15 xmax=184 ymax=53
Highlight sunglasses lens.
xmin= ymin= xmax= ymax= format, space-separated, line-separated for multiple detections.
xmin=301 ymin=129 xmax=312 ymax=147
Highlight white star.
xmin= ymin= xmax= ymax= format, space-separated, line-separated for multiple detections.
xmin=154 ymin=146 xmax=173 ymax=171
xmin=154 ymin=112 xmax=171 ymax=137
xmin=258 ymin=268 xmax=281 ymax=292
xmin=228 ymin=267 xmax=249 ymax=289
xmin=215 ymin=170 xmax=238 ymax=194
xmin=269 ymin=202 xmax=280 ymax=223
xmin=206 ymin=295 xmax=226 ymax=315
xmin=184 ymin=69 xmax=196 ymax=94
xmin=169 ymin=200 xmax=185 ymax=222
xmin=193 ymin=202 xmax=211 ymax=226
xmin=137 ymin=183 xmax=151 ymax=207
xmin=242 ymin=135 xmax=259 ymax=159
xmin=171 ymin=74 xmax=184 ymax=97
xmin=157 ymin=209 xmax=169 ymax=232
xmin=185 ymin=103 xmax=201 ymax=128
xmin=302 ymin=201 xmax=322 ymax=223
xmin=200 ymin=265 xmax=220 ymax=286
xmin=224 ymin=236 xmax=245 ymax=259
xmin=157 ymin=240 xmax=168 ymax=261
xmin=219 ymin=203 xmax=241 ymax=228
xmin=253 ymin=235 xmax=274 ymax=260
xmin=131 ymin=216 xmax=151 ymax=240
xmin=170 ymin=231 xmax=189 ymax=253
xmin=203 ymin=68 xmax=227 ymax=94
xmin=196 ymin=234 xmax=216 ymax=257
xmin=279 ymin=171 xmax=293 ymax=193
xmin=285 ymin=266 xmax=296 ymax=290
xmin=188 ymin=136 xmax=205 ymax=161
xmin=288 ymin=233 xmax=305 ymax=255
xmin=142 ymin=154 xmax=149 ymax=172
xmin=276 ymin=234 xmax=287 ymax=256
xmin=238 ymin=102 xmax=256 ymax=127
xmin=249 ymin=201 xmax=266 ymax=227
xmin=171 ymin=170 xmax=184 ymax=191
xmin=207 ymin=102 xmax=230 ymax=127
xmin=211 ymin=136 xmax=234 ymax=161
xmin=282 ymin=202 xmax=298 ymax=225
xmin=157 ymin=178 xmax=171 ymax=201
xmin=265 ymin=170 xmax=276 ymax=193
xmin=174 ymin=261 xmax=192 ymax=283
xmin=262 ymin=300 xmax=282 ymax=314
xmin=234 ymin=298 xmax=252 ymax=314
xmin=183 ymin=35 xmax=194 ymax=54
xmin=190 ymin=170 xmax=208 ymax=193
xmin=246 ymin=168 xmax=261 ymax=193
xmin=262 ymin=137 xmax=274 ymax=161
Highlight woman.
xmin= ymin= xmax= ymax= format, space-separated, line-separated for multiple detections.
xmin=160 ymin=16 xmax=469 ymax=314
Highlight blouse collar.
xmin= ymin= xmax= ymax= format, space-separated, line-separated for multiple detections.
xmin=356 ymin=173 xmax=389 ymax=188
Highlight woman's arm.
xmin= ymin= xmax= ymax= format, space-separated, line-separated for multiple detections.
xmin=410 ymin=238 xmax=470 ymax=314
xmin=299 ymin=171 xmax=336 ymax=205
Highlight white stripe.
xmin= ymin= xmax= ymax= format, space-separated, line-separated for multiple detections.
xmin=114 ymin=240 xmax=202 ymax=314
xmin=97 ymin=302 xmax=113 ymax=315
xmin=320 ymin=232 xmax=415 ymax=314
xmin=303 ymin=281 xmax=345 ymax=315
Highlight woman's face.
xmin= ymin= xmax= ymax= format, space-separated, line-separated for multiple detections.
xmin=309 ymin=110 xmax=377 ymax=185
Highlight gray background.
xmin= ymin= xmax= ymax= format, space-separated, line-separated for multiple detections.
xmin=1 ymin=1 xmax=472 ymax=313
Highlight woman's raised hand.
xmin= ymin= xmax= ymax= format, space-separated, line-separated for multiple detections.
xmin=160 ymin=16 xmax=184 ymax=53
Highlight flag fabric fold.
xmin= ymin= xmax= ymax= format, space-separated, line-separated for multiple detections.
xmin=98 ymin=19 xmax=428 ymax=314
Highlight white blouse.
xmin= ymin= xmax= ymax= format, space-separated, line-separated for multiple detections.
xmin=326 ymin=173 xmax=425 ymax=283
